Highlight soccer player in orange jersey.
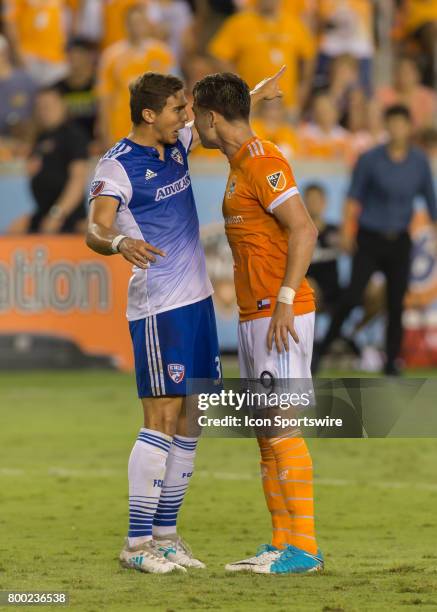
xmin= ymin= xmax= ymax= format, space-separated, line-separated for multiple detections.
xmin=192 ymin=72 xmax=324 ymax=574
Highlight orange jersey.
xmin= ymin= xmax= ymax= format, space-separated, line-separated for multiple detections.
xmin=297 ymin=123 xmax=350 ymax=161
xmin=97 ymin=39 xmax=174 ymax=144
xmin=401 ymin=0 xmax=437 ymax=34
xmin=251 ymin=118 xmax=298 ymax=160
xmin=4 ymin=0 xmax=66 ymax=63
xmin=101 ymin=0 xmax=148 ymax=49
xmin=223 ymin=137 xmax=315 ymax=322
xmin=208 ymin=10 xmax=315 ymax=110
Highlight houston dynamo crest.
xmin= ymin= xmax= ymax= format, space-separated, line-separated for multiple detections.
xmin=168 ymin=363 xmax=185 ymax=383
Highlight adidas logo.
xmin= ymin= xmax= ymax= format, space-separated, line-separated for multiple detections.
xmin=132 ymin=555 xmax=144 ymax=566
xmin=279 ymin=469 xmax=288 ymax=480
xmin=145 ymin=169 xmax=157 ymax=180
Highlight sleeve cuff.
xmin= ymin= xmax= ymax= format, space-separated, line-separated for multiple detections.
xmin=266 ymin=186 xmax=299 ymax=213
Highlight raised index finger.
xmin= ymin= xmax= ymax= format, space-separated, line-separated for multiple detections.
xmin=272 ymin=65 xmax=287 ymax=80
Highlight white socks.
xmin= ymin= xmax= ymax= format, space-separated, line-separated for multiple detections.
xmin=153 ymin=435 xmax=199 ymax=538
xmin=127 ymin=428 xmax=172 ymax=547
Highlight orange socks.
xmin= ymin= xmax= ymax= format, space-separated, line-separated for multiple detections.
xmin=258 ymin=435 xmax=317 ymax=555
xmin=258 ymin=437 xmax=291 ymax=549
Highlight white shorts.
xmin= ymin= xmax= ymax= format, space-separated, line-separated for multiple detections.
xmin=238 ymin=312 xmax=315 ymax=380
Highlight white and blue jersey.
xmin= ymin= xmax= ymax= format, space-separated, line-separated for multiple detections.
xmin=89 ymin=126 xmax=213 ymax=320
xmin=89 ymin=126 xmax=220 ymax=397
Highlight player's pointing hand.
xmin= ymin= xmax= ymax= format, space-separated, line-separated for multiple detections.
xmin=251 ymin=65 xmax=286 ymax=102
xmin=118 ymin=237 xmax=165 ymax=269
xmin=267 ymin=301 xmax=299 ymax=354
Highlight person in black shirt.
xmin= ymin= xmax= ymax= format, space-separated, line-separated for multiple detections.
xmin=305 ymin=183 xmax=341 ymax=310
xmin=55 ymin=38 xmax=97 ymax=146
xmin=16 ymin=86 xmax=89 ymax=234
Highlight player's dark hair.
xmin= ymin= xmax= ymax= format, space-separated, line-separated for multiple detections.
xmin=129 ymin=72 xmax=184 ymax=123
xmin=304 ymin=183 xmax=326 ymax=197
xmin=193 ymin=72 xmax=251 ymax=122
xmin=384 ymin=104 xmax=411 ymax=122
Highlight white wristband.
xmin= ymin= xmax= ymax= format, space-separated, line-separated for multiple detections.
xmin=111 ymin=234 xmax=127 ymax=253
xmin=277 ymin=286 xmax=296 ymax=305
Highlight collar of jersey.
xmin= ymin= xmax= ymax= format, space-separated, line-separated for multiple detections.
xmin=230 ymin=135 xmax=259 ymax=168
xmin=123 ymin=137 xmax=163 ymax=159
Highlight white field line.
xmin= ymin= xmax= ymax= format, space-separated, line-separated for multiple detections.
xmin=0 ymin=467 xmax=437 ymax=492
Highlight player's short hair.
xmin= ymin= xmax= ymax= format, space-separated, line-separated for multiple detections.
xmin=193 ymin=72 xmax=251 ymax=122
xmin=384 ymin=104 xmax=411 ymax=122
xmin=129 ymin=72 xmax=184 ymax=124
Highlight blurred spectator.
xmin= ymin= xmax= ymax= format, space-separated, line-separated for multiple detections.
xmin=297 ymin=92 xmax=350 ymax=161
xmin=377 ymin=56 xmax=437 ymax=130
xmin=96 ymin=3 xmax=175 ymax=147
xmin=305 ymin=183 xmax=341 ymax=310
xmin=2 ymin=0 xmax=68 ymax=85
xmin=55 ymin=38 xmax=98 ymax=146
xmin=0 ymin=35 xmax=36 ymax=155
xmin=395 ymin=0 xmax=437 ymax=88
xmin=416 ymin=127 xmax=437 ymax=167
xmin=316 ymin=0 xmax=375 ymax=96
xmin=7 ymin=87 xmax=89 ymax=235
xmin=345 ymin=91 xmax=386 ymax=164
xmin=208 ymin=0 xmax=316 ymax=115
xmin=251 ymin=99 xmax=298 ymax=159
xmin=155 ymin=0 xmax=193 ymax=64
xmin=101 ymin=0 xmax=156 ymax=49
xmin=73 ymin=0 xmax=103 ymax=43
xmin=181 ymin=0 xmax=236 ymax=68
xmin=314 ymin=105 xmax=437 ymax=376
xmin=326 ymin=54 xmax=360 ymax=120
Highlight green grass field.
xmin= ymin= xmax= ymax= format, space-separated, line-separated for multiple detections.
xmin=1 ymin=366 xmax=437 ymax=611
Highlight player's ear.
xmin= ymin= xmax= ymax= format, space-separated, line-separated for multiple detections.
xmin=141 ymin=108 xmax=156 ymax=125
xmin=209 ymin=110 xmax=217 ymax=128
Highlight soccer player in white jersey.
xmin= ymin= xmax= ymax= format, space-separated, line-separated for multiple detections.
xmin=86 ymin=71 xmax=284 ymax=574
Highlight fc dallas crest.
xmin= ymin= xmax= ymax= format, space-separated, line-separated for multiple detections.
xmin=168 ymin=363 xmax=185 ymax=383
xmin=171 ymin=148 xmax=184 ymax=165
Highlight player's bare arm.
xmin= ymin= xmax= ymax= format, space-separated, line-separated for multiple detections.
xmin=188 ymin=65 xmax=286 ymax=151
xmin=267 ymin=194 xmax=318 ymax=353
xmin=86 ymin=195 xmax=165 ymax=269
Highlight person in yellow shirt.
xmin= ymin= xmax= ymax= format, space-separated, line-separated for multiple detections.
xmin=316 ymin=0 xmax=374 ymax=95
xmin=208 ymin=0 xmax=316 ymax=115
xmin=297 ymin=92 xmax=350 ymax=161
xmin=3 ymin=0 xmax=68 ymax=85
xmin=397 ymin=0 xmax=437 ymax=88
xmin=96 ymin=3 xmax=175 ymax=147
xmin=101 ymin=0 xmax=160 ymax=50
xmin=251 ymin=98 xmax=298 ymax=160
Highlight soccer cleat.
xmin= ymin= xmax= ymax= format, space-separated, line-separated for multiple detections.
xmin=253 ymin=544 xmax=324 ymax=574
xmin=154 ymin=534 xmax=206 ymax=569
xmin=119 ymin=538 xmax=187 ymax=574
xmin=224 ymin=544 xmax=281 ymax=572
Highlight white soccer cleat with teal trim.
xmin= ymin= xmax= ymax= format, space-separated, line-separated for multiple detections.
xmin=119 ymin=538 xmax=187 ymax=574
xmin=154 ymin=535 xmax=206 ymax=569
xmin=224 ymin=544 xmax=281 ymax=572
